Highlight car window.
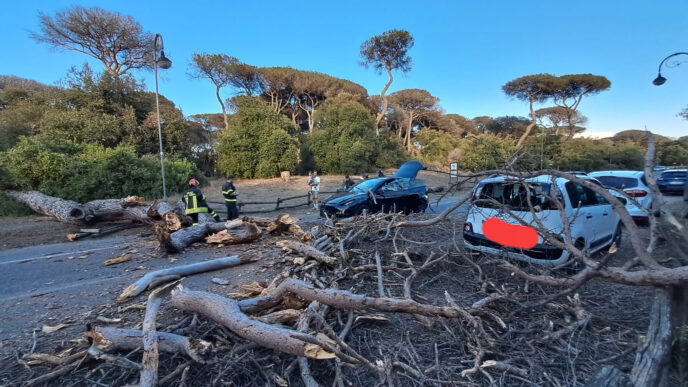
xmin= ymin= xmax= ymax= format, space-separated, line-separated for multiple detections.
xmin=593 ymin=176 xmax=638 ymax=189
xmin=475 ymin=182 xmax=554 ymax=210
xmin=565 ymin=182 xmax=597 ymax=207
xmin=379 ymin=180 xmax=403 ymax=192
xmin=662 ymin=171 xmax=687 ymax=178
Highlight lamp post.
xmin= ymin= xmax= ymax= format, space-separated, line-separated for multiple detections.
xmin=651 ymin=51 xmax=688 ymax=201
xmin=154 ymin=34 xmax=172 ymax=200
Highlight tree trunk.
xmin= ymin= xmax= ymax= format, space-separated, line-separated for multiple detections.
xmin=5 ymin=191 xmax=87 ymax=224
xmin=630 ymin=287 xmax=673 ymax=386
xmin=155 ymin=221 xmax=226 ymax=253
xmin=375 ymin=68 xmax=394 ymax=135
xmin=406 ymin=111 xmax=414 ymax=152
xmin=6 ymin=191 xmax=166 ymax=224
xmin=516 ymin=96 xmax=537 ymax=148
xmin=216 ymin=85 xmax=228 ymax=130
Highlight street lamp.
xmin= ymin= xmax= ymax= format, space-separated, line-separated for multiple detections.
xmin=651 ymin=51 xmax=688 ymax=201
xmin=652 ymin=52 xmax=688 ymax=86
xmin=154 ymin=34 xmax=172 ymax=200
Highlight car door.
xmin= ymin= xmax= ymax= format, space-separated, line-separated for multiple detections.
xmin=589 ymin=189 xmax=616 ymax=249
xmin=565 ymin=182 xmax=602 ymax=249
xmin=376 ymin=180 xmax=400 ymax=212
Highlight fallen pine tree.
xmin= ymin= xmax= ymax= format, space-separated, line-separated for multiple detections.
xmin=7 ymin=133 xmax=688 ymax=386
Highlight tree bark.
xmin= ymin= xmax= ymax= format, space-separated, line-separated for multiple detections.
xmin=630 ymin=287 xmax=673 ymax=386
xmin=216 ymin=85 xmax=229 ymax=130
xmin=375 ymin=68 xmax=394 ymax=134
xmin=516 ymin=95 xmax=537 ymax=148
xmin=406 ymin=111 xmax=414 ymax=151
xmin=155 ymin=221 xmax=228 ymax=253
xmin=237 ymin=278 xmax=479 ymax=322
xmin=276 ymin=240 xmax=337 ymax=265
xmin=5 ymin=191 xmax=87 ymax=223
xmin=85 ymin=326 xmax=214 ymax=363
xmin=6 ymin=191 xmax=162 ymax=224
xmin=170 ymin=286 xmax=334 ymax=359
xmin=118 ymin=255 xmax=257 ymax=302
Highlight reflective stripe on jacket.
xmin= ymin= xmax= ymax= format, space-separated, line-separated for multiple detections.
xmin=183 ymin=187 xmax=209 ymax=214
xmin=222 ymin=182 xmax=237 ymax=203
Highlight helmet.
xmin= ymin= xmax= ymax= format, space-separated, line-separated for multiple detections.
xmin=189 ymin=178 xmax=200 ymax=186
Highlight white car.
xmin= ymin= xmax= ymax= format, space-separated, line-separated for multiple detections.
xmin=588 ymin=171 xmax=652 ymax=225
xmin=463 ymin=175 xmax=622 ymax=267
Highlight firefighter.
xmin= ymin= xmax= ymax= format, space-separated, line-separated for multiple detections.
xmin=222 ymin=176 xmax=239 ymax=220
xmin=183 ymin=178 xmax=220 ymax=225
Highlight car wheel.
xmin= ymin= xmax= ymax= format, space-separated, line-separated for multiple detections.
xmin=414 ymin=198 xmax=428 ymax=214
xmin=562 ymin=239 xmax=586 ymax=275
xmin=612 ymin=223 xmax=622 ymax=246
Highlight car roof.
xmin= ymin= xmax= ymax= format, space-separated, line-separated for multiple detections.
xmin=478 ymin=174 xmax=597 ymax=185
xmin=588 ymin=170 xmax=644 ymax=178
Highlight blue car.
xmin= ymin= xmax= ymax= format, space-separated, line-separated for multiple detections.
xmin=321 ymin=161 xmax=428 ymax=218
xmin=657 ymin=169 xmax=687 ymax=194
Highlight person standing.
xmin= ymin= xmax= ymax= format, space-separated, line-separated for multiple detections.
xmin=222 ymin=176 xmax=239 ymax=220
xmin=309 ymin=171 xmax=321 ymax=210
xmin=344 ymin=175 xmax=355 ymax=190
xmin=183 ymin=178 xmax=220 ymax=225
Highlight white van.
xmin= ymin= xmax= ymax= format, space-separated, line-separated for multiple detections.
xmin=463 ymin=175 xmax=622 ymax=266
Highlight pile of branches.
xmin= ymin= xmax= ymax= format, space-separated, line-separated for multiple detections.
xmin=8 ymin=211 xmax=651 ymax=386
xmin=6 ymin=132 xmax=687 ymax=386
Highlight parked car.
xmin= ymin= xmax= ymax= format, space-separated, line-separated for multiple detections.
xmin=588 ymin=171 xmax=652 ymax=225
xmin=656 ymin=169 xmax=687 ymax=194
xmin=463 ymin=174 xmax=622 ymax=267
xmin=320 ymin=161 xmax=428 ymax=218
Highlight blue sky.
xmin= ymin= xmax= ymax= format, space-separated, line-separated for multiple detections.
xmin=2 ymin=0 xmax=687 ymax=138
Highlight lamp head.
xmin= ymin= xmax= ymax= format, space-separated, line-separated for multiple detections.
xmin=156 ymin=50 xmax=172 ymax=69
xmin=652 ymin=73 xmax=666 ymax=86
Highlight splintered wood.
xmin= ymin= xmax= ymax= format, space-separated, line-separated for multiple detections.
xmin=205 ymin=223 xmax=261 ymax=245
xmin=104 ymin=254 xmax=131 ymax=266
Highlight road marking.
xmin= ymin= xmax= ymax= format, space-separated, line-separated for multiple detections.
xmin=0 ymin=246 xmax=112 ymax=266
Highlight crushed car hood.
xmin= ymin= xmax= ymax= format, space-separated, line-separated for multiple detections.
xmin=394 ymin=161 xmax=426 ymax=180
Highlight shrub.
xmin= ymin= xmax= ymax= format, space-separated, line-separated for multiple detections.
xmin=459 ymin=134 xmax=516 ymax=172
xmin=552 ymin=138 xmax=644 ymax=171
xmin=414 ymin=129 xmax=461 ymax=167
xmin=1 ymin=136 xmax=197 ymax=202
xmin=216 ymin=98 xmax=299 ymax=178
xmin=374 ymin=134 xmax=408 ymax=169
xmin=308 ymin=96 xmax=378 ymax=174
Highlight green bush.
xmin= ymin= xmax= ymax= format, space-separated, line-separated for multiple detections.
xmin=0 ymin=191 xmax=33 ymax=217
xmin=374 ymin=134 xmax=408 ymax=169
xmin=459 ymin=134 xmax=516 ymax=172
xmin=414 ymin=129 xmax=461 ymax=166
xmin=216 ymin=97 xmax=299 ymax=178
xmin=308 ymin=96 xmax=378 ymax=174
xmin=1 ymin=136 xmax=197 ymax=202
xmin=552 ymin=139 xmax=644 ymax=171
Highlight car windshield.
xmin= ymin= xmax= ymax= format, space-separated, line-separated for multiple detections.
xmin=351 ymin=179 xmax=382 ymax=193
xmin=662 ymin=171 xmax=687 ymax=178
xmin=474 ymin=181 xmax=555 ymax=211
xmin=594 ymin=176 xmax=638 ymax=189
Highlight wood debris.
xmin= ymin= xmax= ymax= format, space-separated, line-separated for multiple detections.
xmin=104 ymin=254 xmax=132 ymax=266
xmin=42 ymin=323 xmax=70 ymax=334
